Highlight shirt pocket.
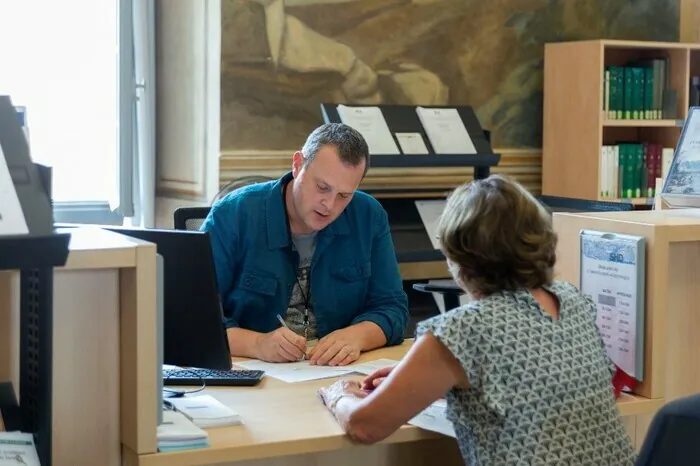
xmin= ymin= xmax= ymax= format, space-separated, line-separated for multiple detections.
xmin=238 ymin=269 xmax=278 ymax=297
xmin=330 ymin=262 xmax=371 ymax=312
xmin=331 ymin=262 xmax=371 ymax=282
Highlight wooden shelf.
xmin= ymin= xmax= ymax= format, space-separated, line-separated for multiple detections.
xmin=616 ymin=393 xmax=665 ymax=417
xmin=543 ymin=40 xmax=693 ymax=201
xmin=601 ymin=197 xmax=655 ymax=205
xmin=603 ymin=119 xmax=681 ymax=127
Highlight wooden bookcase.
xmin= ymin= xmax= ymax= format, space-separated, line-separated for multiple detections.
xmin=542 ymin=40 xmax=700 ymax=204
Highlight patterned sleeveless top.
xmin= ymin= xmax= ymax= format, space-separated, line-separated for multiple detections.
xmin=416 ymin=280 xmax=636 ymax=466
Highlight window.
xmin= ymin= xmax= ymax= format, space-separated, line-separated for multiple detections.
xmin=0 ymin=0 xmax=138 ymax=224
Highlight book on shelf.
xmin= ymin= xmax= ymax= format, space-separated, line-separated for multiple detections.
xmin=600 ymin=142 xmax=673 ymax=200
xmin=603 ymin=58 xmax=669 ymax=120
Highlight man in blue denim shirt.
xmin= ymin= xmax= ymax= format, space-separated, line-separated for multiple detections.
xmin=201 ymin=124 xmax=409 ymax=366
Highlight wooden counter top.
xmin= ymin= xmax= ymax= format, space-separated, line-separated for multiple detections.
xmin=130 ymin=340 xmax=661 ymax=466
xmin=58 ymin=226 xmax=154 ymax=270
xmin=553 ymin=209 xmax=700 ymax=242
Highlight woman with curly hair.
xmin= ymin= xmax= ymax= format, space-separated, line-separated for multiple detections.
xmin=318 ymin=174 xmax=636 ymax=466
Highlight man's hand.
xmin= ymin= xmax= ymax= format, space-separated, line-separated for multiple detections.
xmin=256 ymin=327 xmax=306 ymax=362
xmin=308 ymin=327 xmax=362 ymax=366
xmin=361 ymin=365 xmax=395 ymax=391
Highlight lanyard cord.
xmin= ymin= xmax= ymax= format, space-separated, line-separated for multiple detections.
xmin=282 ymin=179 xmax=311 ymax=339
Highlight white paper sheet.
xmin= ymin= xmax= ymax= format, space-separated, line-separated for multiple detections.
xmin=580 ymin=232 xmax=643 ymax=379
xmin=346 ymin=358 xmax=399 ymax=375
xmin=395 ymin=132 xmax=429 ymax=155
xmin=336 ymin=105 xmax=400 ymax=155
xmin=414 ymin=199 xmax=446 ymax=250
xmin=416 ymin=106 xmax=476 ymax=154
xmin=233 ymin=358 xmax=400 ymax=383
xmin=0 ymin=143 xmax=29 ymax=236
xmin=408 ymin=399 xmax=456 ymax=438
xmin=233 ymin=359 xmax=355 ymax=383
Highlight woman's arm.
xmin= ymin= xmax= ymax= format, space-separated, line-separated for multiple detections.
xmin=320 ymin=333 xmax=469 ymax=444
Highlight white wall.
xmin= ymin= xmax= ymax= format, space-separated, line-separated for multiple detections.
xmin=154 ymin=0 xmax=220 ymax=228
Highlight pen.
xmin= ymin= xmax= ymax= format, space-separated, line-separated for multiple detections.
xmin=276 ymin=314 xmax=307 ymax=360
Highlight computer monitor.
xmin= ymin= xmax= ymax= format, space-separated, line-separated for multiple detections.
xmin=536 ymin=195 xmax=635 ymax=213
xmin=102 ymin=226 xmax=232 ymax=370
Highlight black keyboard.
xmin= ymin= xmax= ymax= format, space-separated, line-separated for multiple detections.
xmin=163 ymin=367 xmax=265 ymax=387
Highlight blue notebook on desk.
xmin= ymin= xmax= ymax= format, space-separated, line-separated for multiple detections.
xmin=579 ymin=230 xmax=646 ymax=381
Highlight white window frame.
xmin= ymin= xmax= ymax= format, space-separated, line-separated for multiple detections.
xmin=53 ymin=0 xmax=154 ymax=225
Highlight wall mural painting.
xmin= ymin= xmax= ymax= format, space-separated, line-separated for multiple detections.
xmin=220 ymin=0 xmax=679 ymax=151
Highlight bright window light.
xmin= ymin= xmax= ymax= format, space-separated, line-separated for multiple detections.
xmin=0 ymin=0 xmax=118 ymax=202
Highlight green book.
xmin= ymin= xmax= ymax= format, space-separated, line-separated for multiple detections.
xmin=631 ymin=68 xmax=644 ymax=119
xmin=644 ymin=67 xmax=654 ymax=119
xmin=623 ymin=67 xmax=634 ymax=119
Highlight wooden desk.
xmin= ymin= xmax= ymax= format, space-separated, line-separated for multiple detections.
xmin=552 ymin=209 xmax=700 ymax=448
xmin=125 ymin=340 xmax=659 ymax=466
xmin=0 ymin=226 xmax=158 ymax=466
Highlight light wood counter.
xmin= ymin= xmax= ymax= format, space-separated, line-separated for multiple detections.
xmin=0 ymin=226 xmax=159 ymax=466
xmin=552 ymin=208 xmax=700 ymax=448
xmin=126 ymin=339 xmax=658 ymax=466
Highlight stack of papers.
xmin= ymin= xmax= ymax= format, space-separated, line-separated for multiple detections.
xmin=336 ymin=105 xmax=400 ymax=155
xmin=234 ymin=358 xmax=399 ymax=383
xmin=408 ymin=399 xmax=456 ymax=438
xmin=167 ymin=395 xmax=242 ymax=428
xmin=0 ymin=432 xmax=40 ymax=465
xmin=415 ymin=106 xmax=477 ymax=155
xmin=157 ymin=411 xmax=209 ymax=452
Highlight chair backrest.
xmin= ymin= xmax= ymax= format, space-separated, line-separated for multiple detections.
xmin=173 ymin=206 xmax=211 ymax=231
xmin=636 ymin=393 xmax=700 ymax=465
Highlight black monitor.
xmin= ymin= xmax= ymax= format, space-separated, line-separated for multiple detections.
xmin=536 ymin=195 xmax=635 ymax=213
xmin=102 ymin=226 xmax=232 ymax=370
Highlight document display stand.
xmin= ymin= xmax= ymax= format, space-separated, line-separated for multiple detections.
xmin=320 ymin=103 xmax=500 ymax=179
xmin=0 ymin=94 xmax=70 ymax=465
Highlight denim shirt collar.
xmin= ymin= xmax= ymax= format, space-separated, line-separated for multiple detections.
xmin=264 ymin=171 xmax=349 ymax=250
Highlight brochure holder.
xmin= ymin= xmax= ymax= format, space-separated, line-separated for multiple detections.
xmin=320 ymin=103 xmax=500 ymax=179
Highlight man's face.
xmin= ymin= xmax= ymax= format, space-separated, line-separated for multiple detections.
xmin=290 ymin=145 xmax=365 ymax=233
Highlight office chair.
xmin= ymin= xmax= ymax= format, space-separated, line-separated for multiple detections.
xmin=173 ymin=206 xmax=211 ymax=231
xmin=635 ymin=393 xmax=700 ymax=465
xmin=410 ymin=194 xmax=634 ymax=313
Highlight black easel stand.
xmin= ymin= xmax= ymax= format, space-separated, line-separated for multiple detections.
xmin=0 ymin=232 xmax=70 ymax=466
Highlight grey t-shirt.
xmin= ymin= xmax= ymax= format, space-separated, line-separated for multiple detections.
xmin=284 ymin=232 xmax=318 ymax=340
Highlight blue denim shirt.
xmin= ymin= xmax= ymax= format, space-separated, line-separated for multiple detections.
xmin=200 ymin=172 xmax=409 ymax=345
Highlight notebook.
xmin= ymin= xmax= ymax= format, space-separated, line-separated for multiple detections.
xmin=166 ymin=394 xmax=242 ymax=428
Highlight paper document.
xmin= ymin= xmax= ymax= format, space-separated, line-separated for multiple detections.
xmin=416 ymin=106 xmax=476 ymax=154
xmin=414 ymin=199 xmax=446 ymax=250
xmin=395 ymin=132 xmax=429 ymax=154
xmin=234 ymin=358 xmax=400 ymax=383
xmin=234 ymin=359 xmax=355 ymax=383
xmin=0 ymin=432 xmax=41 ymax=465
xmin=346 ymin=358 xmax=399 ymax=375
xmin=408 ymin=399 xmax=456 ymax=438
xmin=580 ymin=230 xmax=645 ymax=380
xmin=167 ymin=395 xmax=242 ymax=428
xmin=336 ymin=105 xmax=400 ymax=155
xmin=0 ymin=144 xmax=29 ymax=236
xmin=157 ymin=411 xmax=209 ymax=452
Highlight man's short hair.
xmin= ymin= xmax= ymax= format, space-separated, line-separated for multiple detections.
xmin=437 ymin=175 xmax=557 ymax=296
xmin=301 ymin=123 xmax=370 ymax=175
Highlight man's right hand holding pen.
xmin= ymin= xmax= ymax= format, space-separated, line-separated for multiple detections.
xmin=256 ymin=325 xmax=307 ymax=362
